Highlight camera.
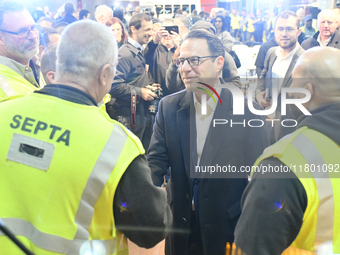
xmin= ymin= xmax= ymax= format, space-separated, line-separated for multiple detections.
xmin=149 ymin=88 xmax=163 ymax=114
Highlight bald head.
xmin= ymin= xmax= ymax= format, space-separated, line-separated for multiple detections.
xmin=295 ymin=47 xmax=340 ymax=79
xmin=292 ymin=47 xmax=340 ymax=107
xmin=56 ymin=20 xmax=118 ymax=103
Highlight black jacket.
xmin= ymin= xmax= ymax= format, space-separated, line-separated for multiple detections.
xmin=110 ymin=42 xmax=150 ymax=115
xmin=144 ymin=40 xmax=176 ymax=97
xmin=301 ymin=30 xmax=340 ymax=50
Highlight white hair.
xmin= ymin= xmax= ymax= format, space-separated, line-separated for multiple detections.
xmin=317 ymin=9 xmax=337 ymax=27
xmin=95 ymin=5 xmax=113 ymax=21
xmin=56 ymin=20 xmax=118 ymax=85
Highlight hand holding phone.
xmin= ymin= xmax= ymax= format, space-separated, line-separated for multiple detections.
xmin=164 ymin=25 xmax=179 ymax=34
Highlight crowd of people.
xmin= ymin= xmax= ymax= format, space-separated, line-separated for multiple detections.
xmin=1 ymin=0 xmax=340 ymax=255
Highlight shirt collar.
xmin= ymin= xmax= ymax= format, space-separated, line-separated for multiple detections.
xmin=317 ymin=33 xmax=332 ymax=47
xmin=0 ymin=55 xmax=39 ymax=87
xmin=128 ymin=37 xmax=144 ymax=52
xmin=275 ymin=43 xmax=300 ymax=60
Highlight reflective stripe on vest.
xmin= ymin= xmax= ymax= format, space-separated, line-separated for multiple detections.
xmin=291 ymin=133 xmax=334 ymax=248
xmin=1 ymin=218 xmax=115 ymax=254
xmin=0 ymin=75 xmax=16 ymax=97
xmin=0 ymin=125 xmax=128 ymax=255
xmin=74 ymin=125 xmax=127 ymax=240
xmin=253 ymin=127 xmax=340 ymax=253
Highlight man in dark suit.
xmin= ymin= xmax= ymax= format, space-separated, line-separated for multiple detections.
xmin=147 ymin=29 xmax=270 ymax=255
xmin=255 ymin=11 xmax=305 ymax=142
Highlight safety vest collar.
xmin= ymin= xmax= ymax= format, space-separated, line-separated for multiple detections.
xmin=0 ymin=63 xmax=38 ymax=89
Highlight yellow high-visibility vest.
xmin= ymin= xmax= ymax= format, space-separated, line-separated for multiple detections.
xmin=243 ymin=18 xmax=255 ymax=33
xmin=301 ymin=25 xmax=317 ymax=34
xmin=0 ymin=64 xmax=39 ymax=101
xmin=230 ymin=14 xmax=240 ymax=30
xmin=253 ymin=126 xmax=340 ymax=254
xmin=0 ymin=92 xmax=145 ymax=255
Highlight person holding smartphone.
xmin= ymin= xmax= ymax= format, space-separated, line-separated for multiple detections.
xmin=144 ymin=20 xmax=182 ymax=98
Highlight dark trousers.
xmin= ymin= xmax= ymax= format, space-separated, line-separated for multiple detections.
xmin=115 ymin=113 xmax=153 ymax=150
xmin=187 ymin=211 xmax=204 ymax=255
xmin=233 ymin=29 xmax=239 ymax=38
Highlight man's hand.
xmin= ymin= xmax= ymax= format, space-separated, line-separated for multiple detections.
xmin=141 ymin=84 xmax=161 ymax=101
xmin=146 ymin=83 xmax=161 ymax=91
xmin=173 ymin=47 xmax=181 ymax=65
xmin=141 ymin=88 xmax=157 ymax=101
xmin=169 ymin=31 xmax=182 ymax=48
xmin=256 ymin=91 xmax=271 ymax=108
xmin=153 ymin=27 xmax=170 ymax=44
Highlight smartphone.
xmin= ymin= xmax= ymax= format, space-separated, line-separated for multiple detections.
xmin=164 ymin=25 xmax=179 ymax=34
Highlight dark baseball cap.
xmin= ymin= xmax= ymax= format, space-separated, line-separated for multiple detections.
xmin=304 ymin=15 xmax=313 ymax=22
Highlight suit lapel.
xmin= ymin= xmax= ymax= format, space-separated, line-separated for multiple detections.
xmin=281 ymin=46 xmax=304 ymax=89
xmin=200 ymin=88 xmax=233 ymax=167
xmin=177 ymin=90 xmax=196 ymax=179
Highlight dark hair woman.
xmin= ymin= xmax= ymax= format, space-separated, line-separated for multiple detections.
xmin=105 ymin=17 xmax=128 ymax=48
xmin=213 ymin=15 xmax=234 ymax=52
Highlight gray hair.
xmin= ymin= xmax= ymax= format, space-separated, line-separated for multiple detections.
xmin=317 ymin=9 xmax=336 ymax=27
xmin=95 ymin=5 xmax=112 ymax=21
xmin=41 ymin=43 xmax=57 ymax=85
xmin=56 ymin=20 xmax=117 ymax=85
xmin=174 ymin=15 xmax=190 ymax=31
xmin=0 ymin=0 xmax=25 ymax=29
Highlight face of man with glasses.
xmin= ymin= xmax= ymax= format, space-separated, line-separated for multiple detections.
xmin=274 ymin=15 xmax=300 ymax=50
xmin=0 ymin=9 xmax=39 ymax=65
xmin=175 ymin=38 xmax=223 ymax=93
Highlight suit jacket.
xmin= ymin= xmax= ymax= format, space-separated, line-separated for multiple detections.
xmin=301 ymin=30 xmax=340 ymax=50
xmin=255 ymin=45 xmax=305 ymax=141
xmin=147 ymin=88 xmax=270 ymax=255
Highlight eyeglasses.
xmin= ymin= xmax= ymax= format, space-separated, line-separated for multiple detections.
xmin=0 ymin=24 xmax=39 ymax=38
xmin=276 ymin=27 xmax=297 ymax=34
xmin=174 ymin=56 xmax=219 ymax=67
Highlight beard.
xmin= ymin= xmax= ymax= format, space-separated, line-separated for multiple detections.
xmin=279 ymin=39 xmax=297 ymax=49
xmin=4 ymin=36 xmax=39 ymax=62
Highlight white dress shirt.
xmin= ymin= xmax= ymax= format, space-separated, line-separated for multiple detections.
xmin=317 ymin=34 xmax=332 ymax=47
xmin=193 ymin=87 xmax=222 ymax=165
xmin=272 ymin=43 xmax=300 ymax=92
xmin=267 ymin=43 xmax=300 ymax=118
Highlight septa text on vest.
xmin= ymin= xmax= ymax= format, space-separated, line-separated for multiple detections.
xmin=10 ymin=115 xmax=71 ymax=146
